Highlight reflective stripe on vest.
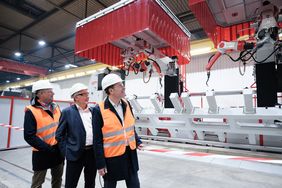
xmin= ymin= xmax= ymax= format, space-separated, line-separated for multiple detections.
xmin=26 ymin=105 xmax=61 ymax=151
xmin=103 ymin=134 xmax=136 ymax=147
xmin=99 ymin=100 xmax=136 ymax=158
xmin=103 ymin=126 xmax=135 ymax=138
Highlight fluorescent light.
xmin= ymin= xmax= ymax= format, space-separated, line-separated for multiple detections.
xmin=24 ymin=82 xmax=33 ymax=86
xmin=11 ymin=85 xmax=20 ymax=88
xmin=66 ymin=74 xmax=75 ymax=79
xmin=190 ymin=47 xmax=212 ymax=56
xmin=14 ymin=52 xmax=22 ymax=57
xmin=57 ymin=76 xmax=66 ymax=80
xmin=86 ymin=70 xmax=96 ymax=75
xmin=38 ymin=40 xmax=46 ymax=46
xmin=75 ymin=72 xmax=86 ymax=77
xmin=65 ymin=64 xmax=78 ymax=68
xmin=50 ymin=77 xmax=58 ymax=82
xmin=6 ymin=80 xmax=10 ymax=83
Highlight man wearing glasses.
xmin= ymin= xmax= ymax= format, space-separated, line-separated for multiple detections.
xmin=24 ymin=80 xmax=64 ymax=188
xmin=92 ymin=73 xmax=143 ymax=188
xmin=56 ymin=83 xmax=97 ymax=188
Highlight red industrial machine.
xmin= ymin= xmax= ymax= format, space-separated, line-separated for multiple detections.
xmin=75 ymin=0 xmax=193 ymax=107
xmin=72 ymin=0 xmax=282 ymax=150
xmin=75 ymin=0 xmax=191 ymax=65
xmin=75 ymin=0 xmax=191 ymax=92
xmin=190 ymin=0 xmax=282 ymax=107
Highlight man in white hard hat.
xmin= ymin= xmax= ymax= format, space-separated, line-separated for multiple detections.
xmin=23 ymin=80 xmax=64 ymax=188
xmin=91 ymin=73 xmax=143 ymax=188
xmin=56 ymin=83 xmax=97 ymax=188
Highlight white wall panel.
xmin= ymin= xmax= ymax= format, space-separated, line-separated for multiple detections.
xmin=0 ymin=98 xmax=11 ymax=149
xmin=186 ymin=66 xmax=255 ymax=107
xmin=126 ymin=73 xmax=164 ymax=108
xmin=9 ymin=99 xmax=29 ymax=148
xmin=0 ymin=127 xmax=9 ymax=149
xmin=56 ymin=101 xmax=72 ymax=110
xmin=53 ymin=75 xmax=91 ymax=101
xmin=188 ymin=52 xmax=253 ymax=73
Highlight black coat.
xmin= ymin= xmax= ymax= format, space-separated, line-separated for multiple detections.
xmin=91 ymin=97 xmax=142 ymax=181
xmin=56 ymin=105 xmax=94 ymax=161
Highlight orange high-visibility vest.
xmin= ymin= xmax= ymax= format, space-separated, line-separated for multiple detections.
xmin=25 ymin=105 xmax=61 ymax=151
xmin=99 ymin=100 xmax=136 ymax=158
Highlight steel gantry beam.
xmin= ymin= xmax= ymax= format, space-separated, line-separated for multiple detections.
xmin=0 ymin=58 xmax=48 ymax=76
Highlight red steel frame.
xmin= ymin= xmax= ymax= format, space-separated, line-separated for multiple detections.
xmin=7 ymin=98 xmax=14 ymax=148
xmin=0 ymin=59 xmax=48 ymax=76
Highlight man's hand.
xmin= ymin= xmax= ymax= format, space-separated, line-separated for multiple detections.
xmin=137 ymin=144 xmax=144 ymax=150
xmin=98 ymin=168 xmax=107 ymax=176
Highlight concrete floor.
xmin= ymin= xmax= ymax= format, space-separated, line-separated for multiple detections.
xmin=0 ymin=144 xmax=282 ymax=188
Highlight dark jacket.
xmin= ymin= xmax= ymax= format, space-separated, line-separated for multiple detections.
xmin=56 ymin=104 xmax=94 ymax=161
xmin=91 ymin=97 xmax=142 ymax=181
xmin=23 ymin=97 xmax=64 ymax=171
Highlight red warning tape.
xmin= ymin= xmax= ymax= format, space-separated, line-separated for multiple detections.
xmin=0 ymin=123 xmax=24 ymax=131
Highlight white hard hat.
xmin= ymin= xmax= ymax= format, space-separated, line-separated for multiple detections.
xmin=70 ymin=83 xmax=88 ymax=98
xmin=101 ymin=73 xmax=123 ymax=90
xmin=32 ymin=80 xmax=53 ymax=93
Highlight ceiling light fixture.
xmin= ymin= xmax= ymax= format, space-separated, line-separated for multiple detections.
xmin=75 ymin=72 xmax=86 ymax=77
xmin=14 ymin=52 xmax=22 ymax=57
xmin=38 ymin=40 xmax=46 ymax=46
xmin=50 ymin=77 xmax=58 ymax=82
xmin=6 ymin=80 xmax=10 ymax=83
xmin=65 ymin=64 xmax=78 ymax=68
xmin=16 ymin=77 xmax=21 ymax=80
xmin=190 ymin=47 xmax=212 ymax=56
xmin=24 ymin=82 xmax=33 ymax=86
xmin=10 ymin=85 xmax=20 ymax=89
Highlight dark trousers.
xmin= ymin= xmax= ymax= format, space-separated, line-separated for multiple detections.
xmin=104 ymin=172 xmax=140 ymax=188
xmin=104 ymin=147 xmax=140 ymax=188
xmin=31 ymin=162 xmax=64 ymax=188
xmin=65 ymin=149 xmax=97 ymax=188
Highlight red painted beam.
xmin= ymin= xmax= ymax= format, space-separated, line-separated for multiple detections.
xmin=0 ymin=59 xmax=48 ymax=76
xmin=7 ymin=97 xmax=14 ymax=148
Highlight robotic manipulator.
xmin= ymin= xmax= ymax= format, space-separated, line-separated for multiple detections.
xmin=205 ymin=1 xmax=282 ymax=107
xmin=205 ymin=0 xmax=282 ymax=85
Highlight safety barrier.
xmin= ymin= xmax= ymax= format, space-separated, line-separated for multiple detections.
xmin=128 ymin=89 xmax=282 ymax=151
